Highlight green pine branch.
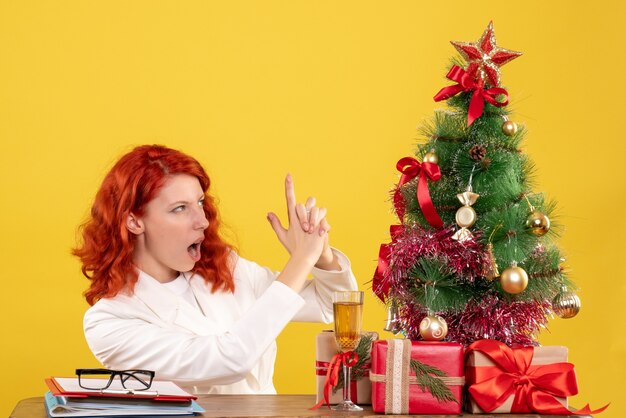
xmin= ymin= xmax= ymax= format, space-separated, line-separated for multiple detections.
xmin=406 ymin=257 xmax=474 ymax=312
xmin=334 ymin=334 xmax=374 ymax=392
xmin=401 ymin=111 xmax=533 ymax=227
xmin=500 ymin=244 xmax=575 ymax=302
xmin=410 ymin=359 xmax=458 ymax=404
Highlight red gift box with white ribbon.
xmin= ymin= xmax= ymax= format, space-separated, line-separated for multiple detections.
xmin=370 ymin=339 xmax=464 ymax=414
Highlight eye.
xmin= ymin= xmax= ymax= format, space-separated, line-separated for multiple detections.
xmin=198 ymin=198 xmax=205 ymax=206
xmin=172 ymin=205 xmax=186 ymax=213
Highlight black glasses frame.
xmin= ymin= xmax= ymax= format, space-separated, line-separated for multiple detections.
xmin=75 ymin=368 xmax=155 ymax=391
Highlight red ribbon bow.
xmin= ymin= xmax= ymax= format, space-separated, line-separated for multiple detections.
xmin=466 ymin=339 xmax=609 ymax=415
xmin=373 ymin=243 xmax=391 ymax=303
xmin=311 ymin=351 xmax=359 ymax=410
xmin=433 ymin=65 xmax=509 ymax=126
xmin=394 ymin=157 xmax=444 ymax=229
xmin=378 ymin=155 xmax=443 ymax=303
xmin=372 ymin=225 xmax=403 ymax=303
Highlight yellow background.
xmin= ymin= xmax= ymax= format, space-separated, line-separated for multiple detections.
xmin=1 ymin=1 xmax=624 ymax=416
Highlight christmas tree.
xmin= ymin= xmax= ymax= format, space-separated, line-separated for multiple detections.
xmin=373 ymin=22 xmax=581 ymax=346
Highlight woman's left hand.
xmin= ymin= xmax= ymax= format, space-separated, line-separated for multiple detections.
xmin=300 ymin=196 xmax=336 ymax=270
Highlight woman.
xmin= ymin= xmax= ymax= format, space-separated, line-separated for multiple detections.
xmin=75 ymin=144 xmax=358 ymax=394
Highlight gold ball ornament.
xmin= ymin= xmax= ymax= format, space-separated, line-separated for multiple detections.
xmin=419 ymin=315 xmax=448 ymax=341
xmin=455 ymin=206 xmax=477 ymax=228
xmin=500 ymin=264 xmax=529 ymax=294
xmin=501 ymin=120 xmax=518 ymax=136
xmin=552 ymin=291 xmax=581 ymax=319
xmin=423 ymin=149 xmax=438 ymax=165
xmin=526 ymin=210 xmax=551 ymax=236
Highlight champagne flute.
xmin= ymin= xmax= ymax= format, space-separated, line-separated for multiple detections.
xmin=332 ymin=291 xmax=364 ymax=412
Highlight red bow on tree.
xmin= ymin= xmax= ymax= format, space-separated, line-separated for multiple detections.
xmin=393 ymin=157 xmax=443 ymax=229
xmin=372 ymin=225 xmax=403 ymax=303
xmin=433 ymin=65 xmax=509 ymax=126
xmin=466 ymin=339 xmax=609 ymax=415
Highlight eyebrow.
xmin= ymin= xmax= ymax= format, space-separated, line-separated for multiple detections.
xmin=169 ymin=195 xmax=205 ymax=207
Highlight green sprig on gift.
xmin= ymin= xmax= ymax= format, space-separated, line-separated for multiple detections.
xmin=410 ymin=359 xmax=458 ymax=404
xmin=334 ymin=334 xmax=374 ymax=392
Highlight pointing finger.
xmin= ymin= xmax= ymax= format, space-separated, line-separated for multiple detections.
xmin=285 ymin=174 xmax=297 ymax=223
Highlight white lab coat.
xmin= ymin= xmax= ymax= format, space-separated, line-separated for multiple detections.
xmin=83 ymin=249 xmax=357 ymax=394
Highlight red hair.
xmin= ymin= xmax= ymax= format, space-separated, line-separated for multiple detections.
xmin=74 ymin=145 xmax=234 ymax=305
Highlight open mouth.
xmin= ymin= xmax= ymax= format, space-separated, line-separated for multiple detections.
xmin=188 ymin=242 xmax=201 ymax=261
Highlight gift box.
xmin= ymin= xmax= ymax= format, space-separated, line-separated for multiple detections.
xmin=370 ymin=339 xmax=464 ymax=414
xmin=465 ymin=339 xmax=571 ymax=414
xmin=315 ymin=330 xmax=377 ymax=405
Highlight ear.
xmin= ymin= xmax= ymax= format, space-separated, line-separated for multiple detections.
xmin=126 ymin=213 xmax=145 ymax=235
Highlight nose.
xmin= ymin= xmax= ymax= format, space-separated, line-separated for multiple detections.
xmin=193 ymin=205 xmax=210 ymax=230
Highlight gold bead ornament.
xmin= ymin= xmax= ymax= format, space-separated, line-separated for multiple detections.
xmin=526 ymin=210 xmax=551 ymax=236
xmin=456 ymin=205 xmax=477 ymax=228
xmin=501 ymin=120 xmax=518 ymax=136
xmin=423 ymin=149 xmax=438 ymax=164
xmin=500 ymin=262 xmax=529 ymax=294
xmin=452 ymin=190 xmax=480 ymax=242
xmin=419 ymin=315 xmax=448 ymax=341
xmin=552 ymin=289 xmax=581 ymax=319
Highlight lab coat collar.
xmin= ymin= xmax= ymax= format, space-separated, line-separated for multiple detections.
xmin=132 ymin=270 xmax=217 ymax=336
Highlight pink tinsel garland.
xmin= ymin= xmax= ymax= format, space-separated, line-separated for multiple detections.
xmin=384 ymin=225 xmax=550 ymax=346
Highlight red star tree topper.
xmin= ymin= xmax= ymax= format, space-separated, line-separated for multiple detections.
xmin=451 ymin=21 xmax=522 ymax=87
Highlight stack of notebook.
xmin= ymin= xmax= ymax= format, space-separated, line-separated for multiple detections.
xmin=44 ymin=377 xmax=204 ymax=417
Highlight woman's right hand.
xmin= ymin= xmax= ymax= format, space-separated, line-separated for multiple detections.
xmin=267 ymin=174 xmax=328 ymax=291
xmin=267 ymin=174 xmax=327 ymax=263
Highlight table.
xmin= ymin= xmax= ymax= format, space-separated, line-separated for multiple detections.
xmin=10 ymin=394 xmax=589 ymax=417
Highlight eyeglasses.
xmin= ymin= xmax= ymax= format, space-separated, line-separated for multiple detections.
xmin=75 ymin=368 xmax=155 ymax=391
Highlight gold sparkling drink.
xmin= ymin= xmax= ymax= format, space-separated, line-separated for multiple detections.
xmin=333 ymin=301 xmax=363 ymax=351
xmin=332 ymin=290 xmax=364 ymax=412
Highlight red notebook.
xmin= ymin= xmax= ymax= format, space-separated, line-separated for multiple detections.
xmin=45 ymin=377 xmax=197 ymax=402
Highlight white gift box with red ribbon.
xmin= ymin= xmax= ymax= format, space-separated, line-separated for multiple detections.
xmin=314 ymin=330 xmax=378 ymax=405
